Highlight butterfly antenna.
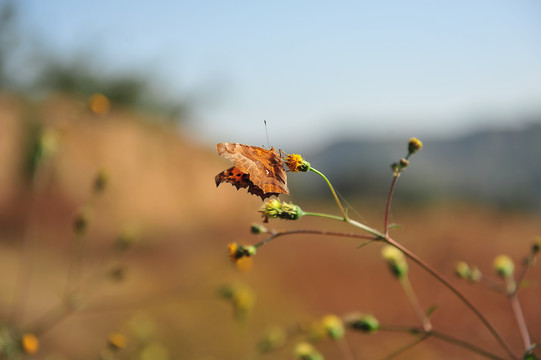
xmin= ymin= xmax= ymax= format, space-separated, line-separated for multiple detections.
xmin=264 ymin=120 xmax=270 ymax=148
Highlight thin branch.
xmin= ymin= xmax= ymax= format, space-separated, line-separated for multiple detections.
xmin=255 ymin=229 xmax=379 ymax=248
xmin=384 ymin=176 xmax=399 ymax=237
xmin=384 ymin=235 xmax=516 ymax=360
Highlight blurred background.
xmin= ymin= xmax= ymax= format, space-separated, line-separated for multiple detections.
xmin=0 ymin=0 xmax=540 ymax=359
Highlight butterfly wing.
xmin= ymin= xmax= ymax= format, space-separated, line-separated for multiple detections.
xmin=216 ymin=142 xmax=289 ymax=198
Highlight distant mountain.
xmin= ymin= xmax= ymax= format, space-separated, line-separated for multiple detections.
xmin=289 ymin=122 xmax=541 ymax=210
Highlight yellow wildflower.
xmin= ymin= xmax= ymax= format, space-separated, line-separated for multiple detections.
xmin=408 ymin=137 xmax=423 ymax=154
xmin=108 ymin=332 xmax=127 ymax=350
xmin=21 ymin=333 xmax=39 ymax=355
xmin=89 ymin=93 xmax=111 ymax=115
xmin=285 ymin=153 xmax=311 ymax=172
xmin=227 ymin=242 xmax=256 ymax=264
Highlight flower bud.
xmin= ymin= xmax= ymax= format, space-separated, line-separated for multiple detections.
xmin=408 ymin=137 xmax=423 ymax=154
xmin=344 ymin=313 xmax=379 ymax=333
xmin=455 ymin=261 xmax=481 ymax=283
xmin=493 ymin=255 xmax=515 ymax=278
xmin=381 ymin=245 xmax=408 ymax=278
xmin=108 ymin=332 xmax=127 ymax=350
xmin=259 ymin=326 xmax=287 ymax=353
xmin=532 ymin=238 xmax=540 ymax=254
xmin=260 ymin=199 xmax=304 ymax=222
xmin=219 ymin=283 xmax=256 ymax=321
xmin=321 ymin=314 xmax=345 ymax=340
xmin=250 ymin=223 xmax=268 ymax=234
xmin=228 ymin=242 xmax=256 ymax=263
xmin=74 ymin=207 xmax=92 ymax=235
xmin=294 ymin=342 xmax=324 ymax=360
xmin=93 ymin=169 xmax=109 ymax=194
xmin=399 ymin=158 xmax=409 ymax=168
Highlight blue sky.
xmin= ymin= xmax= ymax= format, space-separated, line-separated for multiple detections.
xmin=16 ymin=0 xmax=541 ymax=149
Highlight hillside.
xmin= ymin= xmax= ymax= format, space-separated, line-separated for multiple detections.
xmin=294 ymin=122 xmax=541 ymax=210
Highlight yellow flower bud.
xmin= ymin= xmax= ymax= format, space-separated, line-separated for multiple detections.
xmin=321 ymin=314 xmax=345 ymax=339
xmin=294 ymin=342 xmax=323 ymax=360
xmin=493 ymin=255 xmax=515 ymax=278
xmin=21 ymin=333 xmax=39 ymax=355
xmin=408 ymin=137 xmax=423 ymax=154
xmin=382 ymin=245 xmax=408 ymax=278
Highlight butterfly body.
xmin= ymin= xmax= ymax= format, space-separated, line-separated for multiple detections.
xmin=215 ymin=142 xmax=289 ymax=200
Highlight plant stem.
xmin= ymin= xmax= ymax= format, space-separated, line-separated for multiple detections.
xmin=508 ymin=286 xmax=531 ymax=352
xmin=399 ymin=276 xmax=432 ymax=332
xmin=254 ymin=229 xmax=378 ymax=249
xmin=299 ymin=213 xmax=513 ymax=357
xmin=302 ymin=163 xmax=515 ymax=358
xmin=309 ymin=167 xmax=348 ymax=220
xmin=383 ymin=235 xmax=516 ymax=360
xmin=303 ymin=212 xmax=383 ymax=239
xmin=380 ymin=325 xmax=506 ymax=360
xmin=336 ymin=336 xmax=355 ymax=360
xmin=384 ymin=175 xmax=399 ymax=236
xmin=383 ymin=334 xmax=429 ymax=360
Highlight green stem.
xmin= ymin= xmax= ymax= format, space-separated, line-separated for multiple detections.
xmin=309 ymin=167 xmax=348 ymax=220
xmin=399 ymin=276 xmax=432 ymax=332
xmin=303 ymin=212 xmax=384 ymax=239
xmin=384 ymin=175 xmax=399 ymax=236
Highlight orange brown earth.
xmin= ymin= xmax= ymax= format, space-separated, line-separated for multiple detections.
xmin=0 ymin=93 xmax=540 ymax=359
